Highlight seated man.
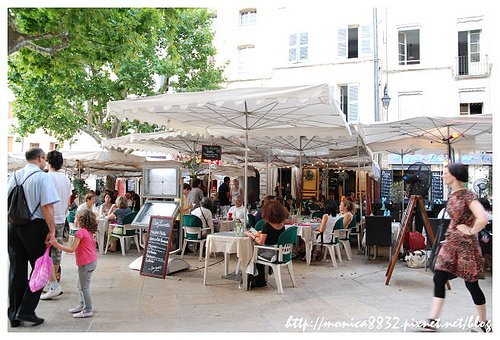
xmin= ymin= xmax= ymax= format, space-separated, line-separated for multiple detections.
xmin=228 ymin=196 xmax=245 ymax=221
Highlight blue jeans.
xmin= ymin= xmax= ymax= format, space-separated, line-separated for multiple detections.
xmin=77 ymin=261 xmax=97 ymax=312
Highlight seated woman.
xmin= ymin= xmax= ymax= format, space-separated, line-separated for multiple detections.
xmin=98 ymin=193 xmax=113 ymax=217
xmin=339 ymin=198 xmax=356 ymax=228
xmin=313 ymin=204 xmax=338 ymax=258
xmin=246 ymin=200 xmax=288 ymax=287
xmin=191 ymin=197 xmax=214 ymax=234
xmin=106 ymin=195 xmax=132 ymax=252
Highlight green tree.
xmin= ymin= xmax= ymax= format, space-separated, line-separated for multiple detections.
xmin=8 ymin=8 xmax=225 ymax=144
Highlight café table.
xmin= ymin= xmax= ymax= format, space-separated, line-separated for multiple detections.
xmin=284 ymin=220 xmax=321 ymax=265
xmin=203 ymin=231 xmax=253 ymax=291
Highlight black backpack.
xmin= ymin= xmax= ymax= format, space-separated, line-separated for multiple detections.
xmin=8 ymin=170 xmax=41 ymax=225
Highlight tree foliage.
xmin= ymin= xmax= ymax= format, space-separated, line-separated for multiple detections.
xmin=8 ymin=8 xmax=225 ymax=144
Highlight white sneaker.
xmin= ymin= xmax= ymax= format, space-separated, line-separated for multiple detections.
xmin=68 ymin=306 xmax=84 ymax=314
xmin=72 ymin=310 xmax=93 ymax=318
xmin=40 ymin=286 xmax=63 ymax=300
xmin=42 ymin=282 xmax=51 ymax=292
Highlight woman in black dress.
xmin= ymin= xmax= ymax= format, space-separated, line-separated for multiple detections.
xmin=247 ymin=200 xmax=288 ymax=287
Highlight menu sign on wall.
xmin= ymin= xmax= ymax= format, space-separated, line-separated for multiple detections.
xmin=431 ymin=171 xmax=444 ymax=204
xmin=202 ymin=145 xmax=221 ymax=161
xmin=380 ymin=170 xmax=393 ymax=202
xmin=140 ymin=216 xmax=174 ymax=279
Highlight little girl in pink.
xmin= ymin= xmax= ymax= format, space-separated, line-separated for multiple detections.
xmin=50 ymin=209 xmax=97 ymax=318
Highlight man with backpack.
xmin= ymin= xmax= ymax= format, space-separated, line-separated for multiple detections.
xmin=7 ymin=147 xmax=60 ymax=327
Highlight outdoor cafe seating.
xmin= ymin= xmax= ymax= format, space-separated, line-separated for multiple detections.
xmin=251 ymin=226 xmax=298 ymax=294
xmin=104 ymin=211 xmax=140 ymax=256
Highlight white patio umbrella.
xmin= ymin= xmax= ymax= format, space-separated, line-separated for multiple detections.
xmin=62 ymin=150 xmax=145 ymax=175
xmin=101 ymin=130 xmax=264 ymax=163
xmin=358 ymin=115 xmax=492 ymax=219
xmin=108 ymin=84 xmax=351 ymax=223
xmin=358 ymin=115 xmax=492 ymax=157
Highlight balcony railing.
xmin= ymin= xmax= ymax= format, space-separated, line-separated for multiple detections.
xmin=455 ymin=55 xmax=490 ymax=77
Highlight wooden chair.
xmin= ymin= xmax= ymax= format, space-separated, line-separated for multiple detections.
xmin=252 ymin=226 xmax=298 ymax=294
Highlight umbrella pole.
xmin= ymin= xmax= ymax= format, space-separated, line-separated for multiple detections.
xmin=401 ymin=149 xmax=404 ymax=221
xmin=357 ymin=136 xmax=362 ymax=219
xmin=298 ymin=137 xmax=303 ymax=215
xmin=244 ymin=105 xmax=249 ymax=228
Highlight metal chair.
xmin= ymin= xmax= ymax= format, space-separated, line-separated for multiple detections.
xmin=105 ymin=212 xmax=139 ymax=256
xmin=252 ymin=226 xmax=298 ymax=294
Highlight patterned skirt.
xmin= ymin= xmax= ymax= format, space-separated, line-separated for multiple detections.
xmin=435 ymin=230 xmax=484 ymax=281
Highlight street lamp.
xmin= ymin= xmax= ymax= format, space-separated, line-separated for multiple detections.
xmin=381 ymin=83 xmax=391 ymax=110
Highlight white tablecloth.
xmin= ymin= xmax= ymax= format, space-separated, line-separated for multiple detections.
xmin=203 ymin=232 xmax=253 ymax=290
xmin=97 ymin=217 xmax=109 ymax=254
xmin=284 ymin=222 xmax=320 ymax=265
xmin=214 ymin=220 xmax=236 ymax=232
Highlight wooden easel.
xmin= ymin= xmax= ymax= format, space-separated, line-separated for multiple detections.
xmin=385 ymin=195 xmax=451 ymax=290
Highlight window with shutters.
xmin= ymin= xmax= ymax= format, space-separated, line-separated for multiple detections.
xmin=288 ymin=32 xmax=308 ymax=63
xmin=398 ymin=29 xmax=420 ymax=65
xmin=240 ymin=9 xmax=257 ymax=27
xmin=338 ymin=25 xmax=372 ymax=59
xmin=339 ymin=84 xmax=359 ymax=123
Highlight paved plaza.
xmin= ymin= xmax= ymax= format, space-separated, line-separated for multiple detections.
xmin=7 ymin=244 xmax=493 ymax=334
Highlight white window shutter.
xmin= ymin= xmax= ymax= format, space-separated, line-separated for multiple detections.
xmin=289 ymin=33 xmax=297 ymax=62
xmin=299 ymin=32 xmax=308 ymax=61
xmin=338 ymin=28 xmax=347 ymax=58
xmin=361 ymin=25 xmax=372 ymax=56
xmin=348 ymin=84 xmax=359 ymax=123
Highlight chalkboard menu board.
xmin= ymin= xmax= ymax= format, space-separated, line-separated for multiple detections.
xmin=380 ymin=170 xmax=393 ymax=202
xmin=202 ymin=145 xmax=221 ymax=161
xmin=140 ymin=216 xmax=174 ymax=279
xmin=431 ymin=171 xmax=444 ymax=204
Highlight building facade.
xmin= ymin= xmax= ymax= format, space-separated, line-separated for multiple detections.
xmin=210 ymin=1 xmax=495 ymax=201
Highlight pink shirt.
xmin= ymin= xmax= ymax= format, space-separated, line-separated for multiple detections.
xmin=74 ymin=228 xmax=97 ymax=266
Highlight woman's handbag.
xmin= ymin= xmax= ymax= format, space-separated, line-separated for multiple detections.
xmin=429 ymin=208 xmax=449 ymax=273
xmin=29 ymin=246 xmax=53 ymax=292
xmin=406 ymin=250 xmax=426 ymax=268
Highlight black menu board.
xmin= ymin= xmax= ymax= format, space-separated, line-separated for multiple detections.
xmin=202 ymin=145 xmax=221 ymax=161
xmin=431 ymin=171 xmax=444 ymax=204
xmin=380 ymin=170 xmax=393 ymax=202
xmin=140 ymin=216 xmax=174 ymax=279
